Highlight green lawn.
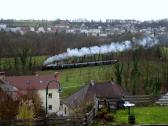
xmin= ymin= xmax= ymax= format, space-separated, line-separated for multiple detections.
xmin=38 ymin=58 xmax=163 ymax=98
xmin=39 ymin=65 xmax=114 ymax=98
xmin=0 ymin=56 xmax=47 ymax=71
xmin=92 ymin=106 xmax=168 ymax=125
xmin=115 ymin=106 xmax=168 ymax=124
xmin=160 ymin=46 xmax=168 ymax=59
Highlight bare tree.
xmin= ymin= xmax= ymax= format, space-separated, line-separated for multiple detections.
xmin=114 ymin=62 xmax=123 ymax=85
xmin=130 ymin=53 xmax=140 ymax=95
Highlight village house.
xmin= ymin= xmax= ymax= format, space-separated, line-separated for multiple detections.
xmin=58 ymin=81 xmax=127 ymax=116
xmin=0 ymin=24 xmax=7 ymax=31
xmin=88 ymin=29 xmax=101 ymax=37
xmin=36 ymin=27 xmax=46 ymax=33
xmin=0 ymin=72 xmax=61 ymax=114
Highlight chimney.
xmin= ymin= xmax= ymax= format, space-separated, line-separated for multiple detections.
xmin=111 ymin=81 xmax=114 ymax=85
xmin=90 ymin=80 xmax=95 ymax=86
xmin=34 ymin=72 xmax=39 ymax=76
xmin=54 ymin=71 xmax=60 ymax=81
xmin=0 ymin=72 xmax=5 ymax=80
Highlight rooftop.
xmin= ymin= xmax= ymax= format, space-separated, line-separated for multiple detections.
xmin=6 ymin=75 xmax=60 ymax=90
xmin=64 ymin=81 xmax=128 ymax=109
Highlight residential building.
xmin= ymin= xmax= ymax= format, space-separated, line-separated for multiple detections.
xmin=88 ymin=29 xmax=101 ymax=36
xmin=0 ymin=24 xmax=7 ymax=30
xmin=37 ymin=27 xmax=46 ymax=33
xmin=59 ymin=81 xmax=127 ymax=116
xmin=0 ymin=72 xmax=61 ymax=114
xmin=29 ymin=27 xmax=35 ymax=32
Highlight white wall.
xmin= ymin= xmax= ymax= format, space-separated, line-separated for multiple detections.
xmin=38 ymin=89 xmax=60 ymax=114
xmin=58 ymin=104 xmax=71 ymax=116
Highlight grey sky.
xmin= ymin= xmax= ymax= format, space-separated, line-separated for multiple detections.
xmin=0 ymin=0 xmax=167 ymax=21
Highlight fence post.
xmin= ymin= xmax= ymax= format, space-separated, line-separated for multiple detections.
xmin=85 ymin=113 xmax=88 ymax=126
xmin=45 ymin=116 xmax=48 ymax=126
xmin=93 ymin=108 xmax=96 ymax=118
xmin=98 ymin=100 xmax=100 ymax=111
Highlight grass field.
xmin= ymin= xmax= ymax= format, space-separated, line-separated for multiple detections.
xmin=39 ymin=58 xmax=163 ymax=98
xmin=115 ymin=106 xmax=168 ymax=124
xmin=92 ymin=106 xmax=168 ymax=125
xmin=0 ymin=47 xmax=166 ymax=98
xmin=39 ymin=64 xmax=115 ymax=98
xmin=0 ymin=56 xmax=46 ymax=70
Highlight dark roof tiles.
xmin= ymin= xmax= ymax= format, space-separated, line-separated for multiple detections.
xmin=6 ymin=75 xmax=59 ymax=90
xmin=64 ymin=81 xmax=127 ymax=109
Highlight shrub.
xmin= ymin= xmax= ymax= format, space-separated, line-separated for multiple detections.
xmin=0 ymin=89 xmax=19 ymax=120
xmin=85 ymin=102 xmax=94 ymax=112
xmin=96 ymin=107 xmax=108 ymax=119
xmin=104 ymin=113 xmax=115 ymax=122
xmin=17 ymin=100 xmax=34 ymax=119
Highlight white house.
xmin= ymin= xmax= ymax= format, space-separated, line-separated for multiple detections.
xmin=29 ymin=27 xmax=35 ymax=32
xmin=99 ymin=33 xmax=107 ymax=37
xmin=2 ymin=73 xmax=61 ymax=114
xmin=0 ymin=24 xmax=7 ymax=30
xmin=80 ymin=29 xmax=89 ymax=34
xmin=37 ymin=27 xmax=46 ymax=33
xmin=88 ymin=29 xmax=101 ymax=36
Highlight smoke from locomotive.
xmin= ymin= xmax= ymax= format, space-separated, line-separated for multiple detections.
xmin=44 ymin=36 xmax=158 ymax=65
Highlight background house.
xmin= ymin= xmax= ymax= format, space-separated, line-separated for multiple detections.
xmin=59 ymin=81 xmax=127 ymax=116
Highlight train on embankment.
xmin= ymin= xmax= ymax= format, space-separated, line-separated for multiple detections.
xmin=42 ymin=59 xmax=118 ymax=70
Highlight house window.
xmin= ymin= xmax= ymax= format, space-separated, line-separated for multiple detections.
xmin=48 ymin=105 xmax=52 ymax=110
xmin=48 ymin=93 xmax=52 ymax=98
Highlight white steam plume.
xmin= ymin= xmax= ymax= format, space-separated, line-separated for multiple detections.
xmin=44 ymin=36 xmax=158 ymax=65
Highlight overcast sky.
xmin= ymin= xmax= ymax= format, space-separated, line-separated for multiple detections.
xmin=0 ymin=0 xmax=167 ymax=21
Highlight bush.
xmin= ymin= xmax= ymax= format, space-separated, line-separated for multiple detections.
xmin=0 ymin=90 xmax=19 ymax=120
xmin=85 ymin=102 xmax=93 ymax=112
xmin=101 ymin=107 xmax=109 ymax=114
xmin=104 ymin=113 xmax=115 ymax=122
xmin=17 ymin=100 xmax=34 ymax=119
xmin=96 ymin=107 xmax=108 ymax=119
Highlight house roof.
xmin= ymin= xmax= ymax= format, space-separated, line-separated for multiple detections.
xmin=0 ymin=79 xmax=18 ymax=92
xmin=0 ymin=79 xmax=20 ymax=100
xmin=64 ymin=81 xmax=128 ymax=109
xmin=0 ymin=83 xmax=18 ymax=92
xmin=85 ymin=81 xmax=126 ymax=100
xmin=64 ymin=84 xmax=90 ymax=109
xmin=6 ymin=75 xmax=60 ymax=90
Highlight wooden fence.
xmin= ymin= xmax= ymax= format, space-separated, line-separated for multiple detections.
xmin=0 ymin=118 xmax=44 ymax=126
xmin=124 ymin=95 xmax=159 ymax=105
xmin=84 ymin=108 xmax=96 ymax=126
xmin=95 ymin=95 xmax=160 ymax=111
xmin=0 ymin=108 xmax=96 ymax=126
xmin=47 ymin=116 xmax=84 ymax=126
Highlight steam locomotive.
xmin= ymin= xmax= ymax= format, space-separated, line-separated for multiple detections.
xmin=42 ymin=59 xmax=118 ymax=70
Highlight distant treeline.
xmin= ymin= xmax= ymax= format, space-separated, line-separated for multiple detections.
xmin=0 ymin=31 xmax=142 ymax=57
xmin=0 ymin=31 xmax=142 ymax=75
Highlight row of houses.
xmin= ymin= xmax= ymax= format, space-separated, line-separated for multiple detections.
xmin=0 ymin=24 xmax=63 ymax=35
xmin=0 ymin=23 xmax=107 ymax=37
xmin=0 ymin=71 xmax=127 ymax=117
xmin=1 ymin=19 xmax=168 ymax=37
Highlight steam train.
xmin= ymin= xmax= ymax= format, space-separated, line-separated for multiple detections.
xmin=42 ymin=59 xmax=118 ymax=70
